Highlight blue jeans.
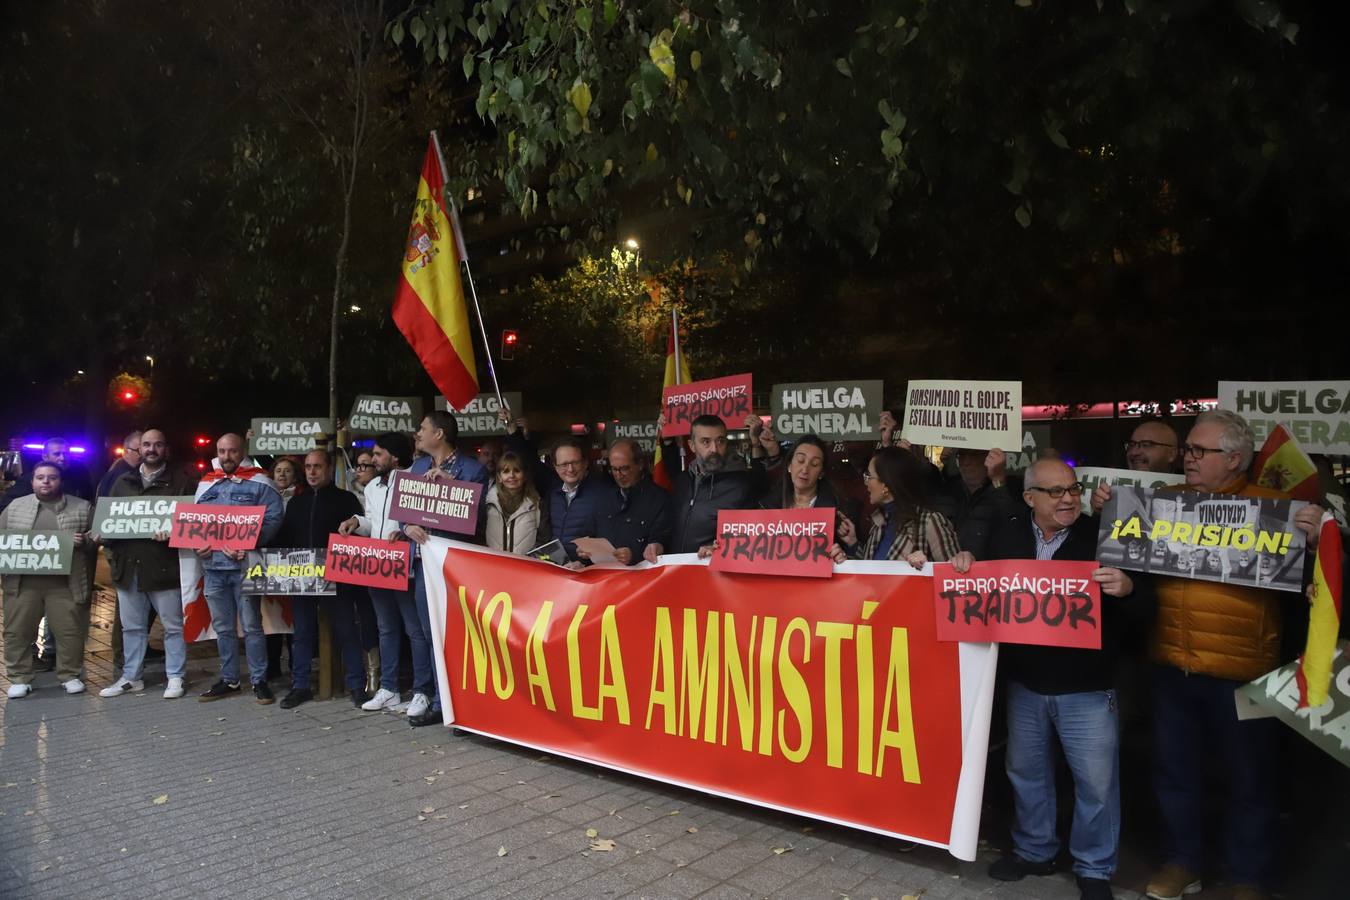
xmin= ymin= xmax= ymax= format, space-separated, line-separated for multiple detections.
xmin=1005 ymin=681 xmax=1121 ymax=880
xmin=369 ymin=587 xmax=413 ymax=694
xmin=117 ymin=573 xmax=187 ymax=680
xmin=410 ymin=570 xmax=438 ymax=705
xmin=1152 ymin=665 xmax=1277 ymax=888
xmin=290 ymin=592 xmax=364 ymax=692
xmin=203 ymin=568 xmax=267 ymax=685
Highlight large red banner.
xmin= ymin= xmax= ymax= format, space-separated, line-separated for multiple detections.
xmin=421 ymin=541 xmax=998 ymax=858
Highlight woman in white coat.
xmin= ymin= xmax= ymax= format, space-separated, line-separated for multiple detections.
xmin=485 ymin=452 xmax=550 ymax=555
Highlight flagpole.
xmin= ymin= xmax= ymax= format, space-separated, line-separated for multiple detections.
xmin=429 ymin=129 xmax=505 ymax=411
xmin=670 ymin=307 xmax=686 ymax=472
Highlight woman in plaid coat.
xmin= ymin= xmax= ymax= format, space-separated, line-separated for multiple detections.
xmin=832 ymin=447 xmax=961 ymax=566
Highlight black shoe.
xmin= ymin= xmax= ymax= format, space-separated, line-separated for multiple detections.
xmin=199 ymin=680 xmax=241 ymax=702
xmin=33 ymin=653 xmax=55 ymax=673
xmin=280 ymin=688 xmax=312 ymax=709
xmin=409 ymin=707 xmax=443 ymax=727
xmin=350 ymin=689 xmax=371 ymax=708
xmin=988 ymin=853 xmax=1056 ymax=882
xmin=252 ymin=681 xmax=275 ymax=705
xmin=1076 ymin=876 xmax=1114 ymax=900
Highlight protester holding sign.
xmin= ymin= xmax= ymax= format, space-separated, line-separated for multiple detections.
xmin=928 ymin=447 xmax=1017 ymax=560
xmin=595 ymin=439 xmax=671 ymax=565
xmin=1139 ymin=410 xmax=1325 ymax=900
xmin=340 ymin=432 xmax=426 ymax=714
xmin=270 ymin=450 xmax=367 ymax=709
xmin=653 ymin=413 xmax=780 ymax=558
xmin=98 ymin=429 xmax=195 ymax=700
xmin=0 ymin=462 xmax=95 ymax=697
xmin=757 ymin=435 xmax=843 ymax=511
xmin=194 ymin=433 xmax=284 ymax=704
xmin=835 ymin=448 xmax=959 ymax=567
xmin=484 ymin=450 xmax=551 ymax=556
xmin=972 ymin=460 xmax=1150 ymax=900
xmin=401 ymin=411 xmax=490 ymax=726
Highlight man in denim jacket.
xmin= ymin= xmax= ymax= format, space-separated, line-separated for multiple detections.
xmin=194 ymin=433 xmax=284 ymax=703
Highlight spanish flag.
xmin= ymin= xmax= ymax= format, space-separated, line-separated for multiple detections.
xmin=1296 ymin=511 xmax=1343 ymax=708
xmin=392 ymin=137 xmax=478 ymax=409
xmin=1250 ymin=424 xmax=1319 ymax=501
xmin=652 ymin=309 xmax=690 ymax=490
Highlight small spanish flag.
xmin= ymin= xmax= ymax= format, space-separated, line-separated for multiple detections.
xmin=392 ymin=136 xmax=479 ymax=409
xmin=652 ymin=309 xmax=690 ymax=490
xmin=1251 ymin=424 xmax=1319 ymax=501
xmin=1296 ymin=511 xmax=1344 ymax=708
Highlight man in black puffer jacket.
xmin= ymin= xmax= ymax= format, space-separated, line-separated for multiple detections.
xmin=652 ymin=414 xmax=780 ymax=558
xmin=272 ymin=449 xmax=367 ymax=709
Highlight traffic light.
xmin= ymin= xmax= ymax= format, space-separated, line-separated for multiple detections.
xmin=195 ymin=435 xmax=211 ymax=448
xmin=119 ymin=389 xmax=139 ymax=405
xmin=501 ymin=329 xmax=519 ymax=360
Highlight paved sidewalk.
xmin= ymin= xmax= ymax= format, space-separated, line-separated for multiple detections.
xmin=1 ymin=587 xmax=1343 ymax=898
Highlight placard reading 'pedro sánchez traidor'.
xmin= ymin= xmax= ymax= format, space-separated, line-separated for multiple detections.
xmin=770 ymin=381 xmax=884 ymax=441
xmin=899 ymin=380 xmax=1022 ymax=451
xmin=711 ymin=507 xmax=836 ymax=578
xmin=661 ymin=374 xmax=753 ymax=437
xmin=169 ymin=504 xmax=266 ymax=551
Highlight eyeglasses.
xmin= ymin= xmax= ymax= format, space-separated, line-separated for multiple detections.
xmin=355 ymin=463 xmax=375 ymax=470
xmin=609 ymin=464 xmax=634 ymax=476
xmin=1124 ymin=440 xmax=1174 ymax=452
xmin=862 ymin=471 xmax=875 ymax=483
xmin=1028 ymin=483 xmax=1084 ymax=499
xmin=554 ymin=460 xmax=584 ymax=470
xmin=1181 ymin=443 xmax=1229 ymax=460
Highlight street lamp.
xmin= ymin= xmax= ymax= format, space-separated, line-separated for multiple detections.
xmin=625 ymin=238 xmax=640 ymax=250
xmin=145 ymin=355 xmax=154 ymax=368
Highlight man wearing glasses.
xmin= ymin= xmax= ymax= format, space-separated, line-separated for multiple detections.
xmin=1124 ymin=419 xmax=1180 ymax=473
xmin=595 ymin=439 xmax=671 ymax=565
xmin=1142 ymin=410 xmax=1324 ymax=900
xmin=971 ymin=459 xmax=1147 ymax=900
xmin=546 ymin=437 xmax=616 ymax=567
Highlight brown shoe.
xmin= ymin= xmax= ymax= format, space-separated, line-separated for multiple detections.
xmin=1145 ymin=863 xmax=1202 ymax=900
xmin=1231 ymin=886 xmax=1269 ymax=900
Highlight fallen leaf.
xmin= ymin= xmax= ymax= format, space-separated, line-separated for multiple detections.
xmin=458 ymin=804 xmax=468 ymax=809
xmin=421 ymin=806 xmax=435 ymax=814
xmin=686 ymin=827 xmax=699 ymax=834
xmin=902 ymin=895 xmax=920 ymax=900
xmin=1 ymin=783 xmax=16 ymax=788
xmin=417 ymin=815 xmax=426 ymax=822
xmin=434 ymin=814 xmax=448 ymax=820
xmin=585 ymin=828 xmax=599 ymax=839
xmin=208 ymin=731 xmax=224 ymax=736
xmin=152 ymin=795 xmax=168 ymax=805
xmin=204 ymin=777 xmax=214 ymax=783
xmin=772 ymin=846 xmax=793 ymax=855
xmin=424 ymin=776 xmax=438 ymax=784
xmin=120 ymin=847 xmax=127 ymax=853
xmin=320 ymin=726 xmax=332 ymax=731
xmin=39 ymin=864 xmax=50 ymax=871
xmin=589 ymin=839 xmax=616 ymax=852
xmin=668 ymin=810 xmax=680 ymax=816
xmin=217 ymin=717 xmax=226 ymax=721
xmin=497 ymin=846 xmax=509 ymax=857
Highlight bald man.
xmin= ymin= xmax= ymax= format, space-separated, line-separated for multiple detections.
xmin=1125 ymin=419 xmax=1179 ymax=473
xmin=962 ymin=458 xmax=1152 ymax=900
xmin=195 ymin=433 xmax=285 ymax=703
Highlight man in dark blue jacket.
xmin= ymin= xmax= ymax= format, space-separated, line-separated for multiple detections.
xmin=547 ymin=437 xmax=616 ymax=566
xmin=272 ymin=449 xmax=367 ymax=709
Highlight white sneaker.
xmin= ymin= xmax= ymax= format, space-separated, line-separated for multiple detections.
xmin=63 ymin=678 xmax=86 ymax=695
xmin=7 ymin=683 xmax=33 ymax=699
xmin=362 ymin=687 xmax=401 ymax=711
xmin=406 ymin=692 xmax=430 ymax=717
xmin=99 ymin=678 xmax=144 ymax=698
xmin=162 ymin=677 xmax=185 ymax=699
